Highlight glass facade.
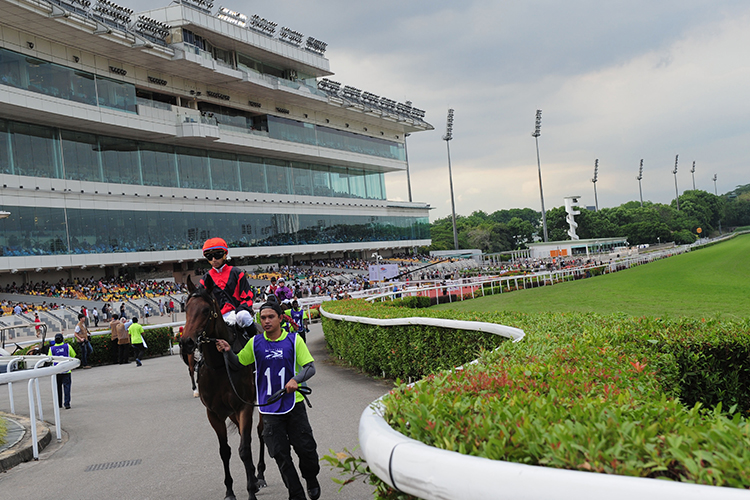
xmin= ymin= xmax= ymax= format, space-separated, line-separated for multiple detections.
xmin=0 ymin=46 xmax=136 ymax=113
xmin=0 ymin=47 xmax=405 ymax=163
xmin=0 ymin=205 xmax=429 ymax=256
xmin=267 ymin=116 xmax=405 ymax=161
xmin=0 ymin=117 xmax=387 ymax=200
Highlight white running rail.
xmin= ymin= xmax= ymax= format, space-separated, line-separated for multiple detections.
xmin=326 ymin=302 xmax=749 ymax=499
xmin=0 ymin=355 xmax=80 ymax=459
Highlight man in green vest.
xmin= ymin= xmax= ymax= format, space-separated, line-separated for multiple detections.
xmin=128 ymin=317 xmax=145 ymax=367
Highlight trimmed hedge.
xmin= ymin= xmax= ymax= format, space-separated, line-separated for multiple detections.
xmin=15 ymin=327 xmax=173 ymax=366
xmin=86 ymin=327 xmax=173 ymax=366
xmin=322 ymin=300 xmax=750 ymax=489
xmin=323 ymin=300 xmax=506 ymax=380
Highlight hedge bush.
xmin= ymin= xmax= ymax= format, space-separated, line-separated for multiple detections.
xmin=323 ymin=300 xmax=506 ymax=380
xmin=14 ymin=327 xmax=173 ymax=366
xmin=322 ymin=300 xmax=750 ymax=489
xmin=380 ymin=296 xmax=432 ymax=309
xmin=86 ymin=327 xmax=173 ymax=366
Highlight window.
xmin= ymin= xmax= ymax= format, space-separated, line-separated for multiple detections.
xmin=62 ymin=130 xmax=101 ymax=181
xmin=265 ymin=158 xmax=290 ymax=194
xmin=140 ymin=143 xmax=177 ymax=187
xmin=99 ymin=136 xmax=139 ymax=185
xmin=238 ymin=154 xmax=266 ymax=193
xmin=209 ymin=151 xmax=239 ymax=191
xmin=177 ymin=147 xmax=210 ymax=189
xmin=0 ymin=119 xmax=10 ymax=174
xmin=9 ymin=121 xmax=59 ymax=178
xmin=96 ymin=75 xmax=136 ymax=113
xmin=290 ymin=162 xmax=313 ymax=196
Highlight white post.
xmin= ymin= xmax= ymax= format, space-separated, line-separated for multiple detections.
xmin=7 ymin=357 xmax=20 ymax=414
xmin=50 ymin=374 xmax=62 ymax=441
xmin=27 ymin=379 xmax=39 ymax=460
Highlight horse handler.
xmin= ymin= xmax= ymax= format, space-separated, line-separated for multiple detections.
xmin=216 ymin=301 xmax=321 ymax=500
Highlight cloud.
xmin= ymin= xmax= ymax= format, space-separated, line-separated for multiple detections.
xmin=123 ymin=0 xmax=750 ymax=220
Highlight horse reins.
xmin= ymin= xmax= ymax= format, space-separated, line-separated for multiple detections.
xmin=221 ymin=352 xmax=313 ymax=409
xmin=189 ymin=289 xmax=312 ymax=409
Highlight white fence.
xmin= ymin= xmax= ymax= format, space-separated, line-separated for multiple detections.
xmin=0 ymin=355 xmax=80 ymax=459
xmin=364 ymin=246 xmax=691 ymax=304
xmin=320 ymin=305 xmax=749 ymax=500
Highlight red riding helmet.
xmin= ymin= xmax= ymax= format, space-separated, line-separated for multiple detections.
xmin=202 ymin=237 xmax=228 ymax=254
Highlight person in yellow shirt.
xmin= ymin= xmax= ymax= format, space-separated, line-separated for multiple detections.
xmin=128 ymin=317 xmax=145 ymax=367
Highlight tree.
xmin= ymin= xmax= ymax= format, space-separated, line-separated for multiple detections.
xmin=507 ymin=217 xmax=535 ymax=248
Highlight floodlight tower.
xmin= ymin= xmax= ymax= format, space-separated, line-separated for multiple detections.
xmin=443 ymin=108 xmax=459 ymax=251
xmin=637 ymin=159 xmax=644 ymax=207
xmin=672 ymin=154 xmax=680 ymax=211
xmin=691 ymin=161 xmax=696 ymax=190
xmin=532 ymin=109 xmax=548 ymax=242
xmin=404 ymin=133 xmax=412 ymax=202
xmin=591 ymin=159 xmax=599 ymax=211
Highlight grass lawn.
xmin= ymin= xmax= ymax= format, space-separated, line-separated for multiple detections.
xmin=433 ymin=234 xmax=750 ymax=319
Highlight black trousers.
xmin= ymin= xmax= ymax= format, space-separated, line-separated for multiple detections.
xmin=56 ymin=372 xmax=71 ymax=407
xmin=132 ymin=342 xmax=144 ymax=362
xmin=262 ymin=402 xmax=320 ymax=500
xmin=118 ymin=344 xmax=130 ymax=364
xmin=110 ymin=339 xmax=119 ymax=364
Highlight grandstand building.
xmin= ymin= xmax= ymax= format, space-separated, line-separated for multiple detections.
xmin=0 ymin=0 xmax=432 ymax=285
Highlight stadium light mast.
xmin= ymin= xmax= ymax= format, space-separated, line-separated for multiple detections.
xmin=532 ymin=109 xmax=548 ymax=242
xmin=690 ymin=161 xmax=696 ymax=191
xmin=637 ymin=159 xmax=644 ymax=207
xmin=591 ymin=159 xmax=599 ymax=211
xmin=672 ymin=155 xmax=680 ymax=211
xmin=443 ymin=108 xmax=459 ymax=251
xmin=404 ymin=133 xmax=413 ymax=202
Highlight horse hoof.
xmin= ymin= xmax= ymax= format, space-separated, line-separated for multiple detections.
xmin=193 ymin=391 xmax=200 ymax=398
xmin=224 ymin=496 xmax=236 ymax=500
xmin=257 ymin=479 xmax=267 ymax=489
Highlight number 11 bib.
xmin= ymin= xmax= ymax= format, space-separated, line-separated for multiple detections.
xmin=254 ymin=332 xmax=297 ymax=414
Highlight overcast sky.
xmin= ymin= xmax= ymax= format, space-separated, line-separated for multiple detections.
xmin=132 ymin=0 xmax=750 ymax=220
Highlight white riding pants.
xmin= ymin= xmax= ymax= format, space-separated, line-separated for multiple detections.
xmin=222 ymin=309 xmax=254 ymax=328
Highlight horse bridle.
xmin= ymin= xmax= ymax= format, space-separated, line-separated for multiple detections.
xmin=187 ymin=289 xmax=224 ymax=350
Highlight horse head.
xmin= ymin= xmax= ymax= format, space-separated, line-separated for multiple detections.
xmin=180 ymin=275 xmax=231 ymax=363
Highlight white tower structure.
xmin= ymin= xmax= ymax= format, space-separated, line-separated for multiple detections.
xmin=564 ymin=196 xmax=582 ymax=240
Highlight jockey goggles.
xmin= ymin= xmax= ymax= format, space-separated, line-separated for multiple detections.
xmin=204 ymin=250 xmax=226 ymax=260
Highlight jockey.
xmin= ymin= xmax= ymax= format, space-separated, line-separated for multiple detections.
xmin=200 ymin=237 xmax=255 ymax=335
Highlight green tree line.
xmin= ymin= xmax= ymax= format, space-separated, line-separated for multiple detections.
xmin=427 ymin=184 xmax=750 ymax=252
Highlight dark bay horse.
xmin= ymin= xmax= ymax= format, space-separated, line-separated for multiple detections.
xmin=181 ymin=277 xmax=266 ymax=500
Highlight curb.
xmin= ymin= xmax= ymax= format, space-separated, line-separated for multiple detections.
xmin=0 ymin=412 xmax=52 ymax=472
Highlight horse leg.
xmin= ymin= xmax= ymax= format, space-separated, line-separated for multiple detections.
xmin=234 ymin=412 xmax=259 ymax=499
xmin=207 ymin=410 xmax=236 ymax=500
xmin=189 ymin=354 xmax=199 ymax=397
xmin=256 ymin=412 xmax=267 ymax=488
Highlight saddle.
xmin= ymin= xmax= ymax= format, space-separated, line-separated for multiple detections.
xmin=227 ymin=322 xmax=260 ymax=354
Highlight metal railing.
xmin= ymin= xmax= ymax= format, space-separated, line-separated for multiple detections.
xmin=364 ymin=247 xmax=691 ymax=304
xmin=0 ymin=355 xmax=80 ymax=459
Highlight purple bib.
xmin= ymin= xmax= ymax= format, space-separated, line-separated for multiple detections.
xmin=254 ymin=332 xmax=297 ymax=414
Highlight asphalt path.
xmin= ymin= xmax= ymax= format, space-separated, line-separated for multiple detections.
xmin=0 ymin=323 xmax=391 ymax=500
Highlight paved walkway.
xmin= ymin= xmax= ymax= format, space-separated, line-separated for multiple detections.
xmin=0 ymin=323 xmax=390 ymax=500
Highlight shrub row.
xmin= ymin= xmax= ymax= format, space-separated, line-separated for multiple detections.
xmin=322 ymin=300 xmax=750 ymax=489
xmin=18 ymin=327 xmax=173 ymax=366
xmin=323 ymin=300 xmax=507 ymax=380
